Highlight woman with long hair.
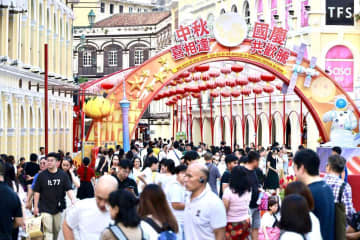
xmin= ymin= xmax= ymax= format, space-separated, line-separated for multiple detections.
xmin=285 ymin=181 xmax=322 ymax=240
xmin=101 ymin=189 xmax=156 ymax=240
xmin=279 ymin=194 xmax=312 ymax=240
xmin=61 ymin=158 xmax=80 ymax=189
xmin=138 ymin=184 xmax=178 ymax=236
xmin=222 ymin=166 xmax=252 ymax=240
xmin=109 ymin=154 xmax=120 ymax=176
xmin=77 ymin=157 xmax=95 ymax=200
xmin=264 ymin=148 xmax=280 ymax=193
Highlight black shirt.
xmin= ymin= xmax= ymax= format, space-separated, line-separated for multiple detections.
xmin=33 ymin=169 xmax=72 ymax=214
xmin=243 ymin=167 xmax=260 ymax=208
xmin=0 ymin=182 xmax=22 ymax=240
xmin=115 ymin=175 xmax=139 ymax=196
xmin=24 ymin=162 xmax=40 ymax=185
xmin=219 ymin=170 xmax=230 ymax=198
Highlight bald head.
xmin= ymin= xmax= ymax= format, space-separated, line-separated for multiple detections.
xmin=185 ymin=163 xmax=209 ymax=193
xmin=95 ymin=175 xmax=118 ymax=212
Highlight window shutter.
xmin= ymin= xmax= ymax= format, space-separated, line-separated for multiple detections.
xmin=91 ymin=49 xmax=97 ymax=67
xmin=118 ymin=48 xmax=122 ymax=69
xmin=129 ymin=46 xmax=135 ymax=67
xmin=143 ymin=49 xmax=149 ymax=62
xmin=103 ymin=47 xmax=109 ymax=68
xmin=78 ymin=51 xmax=83 ymax=67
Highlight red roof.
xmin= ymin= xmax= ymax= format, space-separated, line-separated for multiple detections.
xmin=94 ymin=11 xmax=171 ymax=28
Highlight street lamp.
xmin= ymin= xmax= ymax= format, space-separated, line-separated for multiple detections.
xmin=88 ymin=9 xmax=96 ymax=28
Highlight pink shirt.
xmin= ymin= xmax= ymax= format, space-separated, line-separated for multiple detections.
xmin=223 ymin=188 xmax=251 ymax=222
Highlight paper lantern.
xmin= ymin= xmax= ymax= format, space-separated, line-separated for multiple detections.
xmin=263 ymin=85 xmax=274 ymax=94
xmin=180 ymin=71 xmax=190 ymax=78
xmin=261 ymin=74 xmax=276 ymax=82
xmin=216 ymin=78 xmax=226 ymax=88
xmin=169 ymin=89 xmax=177 ymax=96
xmin=221 ymin=91 xmax=231 ymax=98
xmin=201 ymin=72 xmax=210 ymax=81
xmin=248 ymin=76 xmax=261 ymax=83
xmin=206 ymin=82 xmax=217 ymax=90
xmin=176 ymin=87 xmax=185 ymax=95
xmin=184 ymin=86 xmax=192 ymax=92
xmin=188 ymin=67 xmax=196 ymax=73
xmin=84 ymin=96 xmax=114 ymax=119
xmin=101 ymin=82 xmax=114 ymax=90
xmin=276 ymin=84 xmax=283 ymax=91
xmin=226 ymin=79 xmax=237 ymax=88
xmin=169 ymin=81 xmax=177 ymax=86
xmin=195 ymin=65 xmax=210 ymax=72
xmin=210 ymin=91 xmax=220 ymax=98
xmin=199 ymin=83 xmax=207 ymax=91
xmin=231 ymin=90 xmax=241 ymax=98
xmin=241 ymin=88 xmax=251 ymax=96
xmin=184 ymin=77 xmax=192 ymax=83
xmin=220 ymin=67 xmax=231 ymax=75
xmin=236 ymin=77 xmax=249 ymax=87
xmin=192 ymin=93 xmax=201 ymax=98
xmin=193 ymin=72 xmax=202 ymax=81
xmin=231 ymin=64 xmax=244 ymax=73
xmin=209 ymin=70 xmax=220 ymax=78
xmin=253 ymin=87 xmax=263 ymax=95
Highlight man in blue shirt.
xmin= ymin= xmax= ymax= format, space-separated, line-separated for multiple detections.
xmin=293 ymin=149 xmax=335 ymax=240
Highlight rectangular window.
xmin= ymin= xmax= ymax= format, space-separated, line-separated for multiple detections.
xmin=108 ymin=50 xmax=117 ymax=66
xmin=134 ymin=49 xmax=144 ymax=65
xmin=100 ymin=2 xmax=105 ymax=13
xmin=137 ymin=8 xmax=141 ymax=13
xmin=110 ymin=4 xmax=114 ymax=14
xmin=129 ymin=7 xmax=133 ymax=13
xmin=83 ymin=51 xmax=92 ymax=67
xmin=119 ymin=5 xmax=123 ymax=13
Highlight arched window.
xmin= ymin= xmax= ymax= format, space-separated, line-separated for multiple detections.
xmin=78 ymin=45 xmax=97 ymax=75
xmin=285 ymin=0 xmax=292 ymax=30
xmin=231 ymin=5 xmax=237 ymax=13
xmin=301 ymin=0 xmax=309 ymax=27
xmin=271 ymin=0 xmax=277 ymax=27
xmin=220 ymin=9 xmax=226 ymax=15
xmin=243 ymin=1 xmax=250 ymax=24
xmin=325 ymin=45 xmax=354 ymax=92
xmin=257 ymin=0 xmax=263 ymax=21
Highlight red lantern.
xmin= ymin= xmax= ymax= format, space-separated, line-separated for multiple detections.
xmin=248 ymin=76 xmax=261 ymax=83
xmin=216 ymin=78 xmax=226 ymax=88
xmin=169 ymin=89 xmax=177 ymax=96
xmin=170 ymin=81 xmax=177 ymax=86
xmin=188 ymin=67 xmax=196 ymax=73
xmin=189 ymin=86 xmax=200 ymax=93
xmin=176 ymin=87 xmax=185 ymax=95
xmin=220 ymin=67 xmax=231 ymax=75
xmin=241 ymin=88 xmax=251 ymax=96
xmin=193 ymin=72 xmax=201 ymax=81
xmin=236 ymin=77 xmax=249 ymax=87
xmin=192 ymin=93 xmax=201 ymax=98
xmin=101 ymin=82 xmax=114 ymax=90
xmin=180 ymin=71 xmax=190 ymax=78
xmin=231 ymin=65 xmax=244 ymax=73
xmin=199 ymin=83 xmax=207 ymax=91
xmin=253 ymin=87 xmax=263 ymax=95
xmin=195 ymin=65 xmax=210 ymax=72
xmin=176 ymin=95 xmax=182 ymax=100
xmin=261 ymin=74 xmax=276 ymax=82
xmin=206 ymin=82 xmax=217 ymax=90
xmin=184 ymin=86 xmax=192 ymax=92
xmin=263 ymin=85 xmax=274 ymax=94
xmin=201 ymin=72 xmax=210 ymax=81
xmin=153 ymin=95 xmax=160 ymax=101
xmin=276 ymin=84 xmax=283 ymax=91
xmin=231 ymin=90 xmax=241 ymax=97
xmin=226 ymin=79 xmax=237 ymax=88
xmin=210 ymin=91 xmax=220 ymax=98
xmin=209 ymin=70 xmax=220 ymax=78
xmin=221 ymin=91 xmax=231 ymax=98
xmin=185 ymin=77 xmax=192 ymax=83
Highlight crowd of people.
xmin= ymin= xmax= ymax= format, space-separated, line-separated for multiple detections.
xmin=1 ymin=139 xmax=360 ymax=240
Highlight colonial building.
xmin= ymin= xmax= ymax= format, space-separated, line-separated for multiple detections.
xmin=0 ymin=0 xmax=75 ymax=160
xmin=145 ymin=0 xmax=360 ymax=152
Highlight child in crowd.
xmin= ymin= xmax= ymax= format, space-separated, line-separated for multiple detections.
xmin=259 ymin=196 xmax=280 ymax=240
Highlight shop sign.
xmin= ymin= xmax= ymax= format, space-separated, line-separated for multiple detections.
xmin=326 ymin=0 xmax=354 ymax=25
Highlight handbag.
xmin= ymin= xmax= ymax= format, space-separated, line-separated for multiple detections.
xmin=25 ymin=216 xmax=43 ymax=238
xmin=335 ymin=182 xmax=347 ymax=240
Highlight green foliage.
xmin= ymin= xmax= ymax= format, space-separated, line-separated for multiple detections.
xmin=78 ymin=77 xmax=88 ymax=83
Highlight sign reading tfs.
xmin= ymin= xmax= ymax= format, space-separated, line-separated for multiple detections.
xmin=326 ymin=0 xmax=354 ymax=25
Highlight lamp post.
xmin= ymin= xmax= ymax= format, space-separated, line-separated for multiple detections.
xmin=88 ymin=9 xmax=96 ymax=28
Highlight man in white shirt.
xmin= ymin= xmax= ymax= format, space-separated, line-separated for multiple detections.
xmin=183 ymin=163 xmax=226 ymax=240
xmin=62 ymin=175 xmax=118 ymax=240
xmin=165 ymin=165 xmax=188 ymax=240
xmin=167 ymin=142 xmax=182 ymax=166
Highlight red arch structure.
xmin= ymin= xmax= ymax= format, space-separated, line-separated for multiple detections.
xmin=84 ymin=39 xmax=360 ymax=148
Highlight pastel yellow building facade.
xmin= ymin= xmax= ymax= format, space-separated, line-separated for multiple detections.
xmin=0 ymin=0 xmax=75 ymax=160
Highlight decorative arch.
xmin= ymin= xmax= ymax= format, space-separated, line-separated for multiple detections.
xmin=75 ymin=41 xmax=99 ymax=52
xmin=84 ymin=39 xmax=360 ymax=149
xmin=231 ymin=4 xmax=238 ymax=13
xmin=272 ymin=111 xmax=283 ymax=144
xmin=125 ymin=40 xmax=151 ymax=50
xmin=101 ymin=41 xmax=126 ymax=50
xmin=257 ymin=112 xmax=269 ymax=147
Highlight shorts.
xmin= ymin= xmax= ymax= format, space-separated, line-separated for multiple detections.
xmin=250 ymin=208 xmax=261 ymax=229
xmin=225 ymin=219 xmax=250 ymax=240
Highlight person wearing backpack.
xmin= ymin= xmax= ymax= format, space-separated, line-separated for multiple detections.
xmin=138 ymin=184 xmax=178 ymax=240
xmin=324 ymin=155 xmax=356 ymax=240
xmin=279 ymin=194 xmax=312 ymax=240
xmin=101 ymin=189 xmax=152 ymax=240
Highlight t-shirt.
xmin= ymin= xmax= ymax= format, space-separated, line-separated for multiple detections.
xmin=243 ymin=167 xmax=260 ymax=208
xmin=280 ymin=231 xmax=306 ymax=240
xmin=261 ymin=212 xmax=278 ymax=228
xmin=115 ymin=176 xmax=139 ymax=196
xmin=222 ymin=188 xmax=251 ymax=222
xmin=165 ymin=180 xmax=187 ymax=224
xmin=66 ymin=198 xmax=112 ymax=240
xmin=184 ymin=188 xmax=227 ymax=240
xmin=205 ymin=163 xmax=221 ymax=195
xmin=0 ymin=182 xmax=22 ymax=240
xmin=157 ymin=174 xmax=176 ymax=191
xmin=24 ymin=162 xmax=40 ymax=185
xmin=308 ymin=180 xmax=335 ymax=240
xmin=219 ymin=170 xmax=230 ymax=198
xmin=77 ymin=166 xmax=95 ymax=182
xmin=33 ymin=169 xmax=72 ymax=214
xmin=306 ymin=212 xmax=322 ymax=240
